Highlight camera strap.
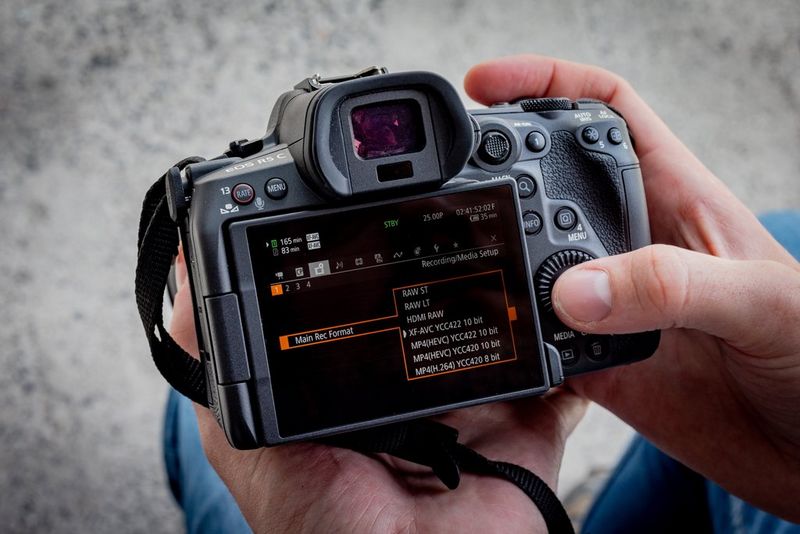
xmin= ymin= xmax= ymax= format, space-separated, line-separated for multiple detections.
xmin=136 ymin=156 xmax=209 ymax=406
xmin=323 ymin=420 xmax=574 ymax=533
xmin=135 ymin=161 xmax=574 ymax=534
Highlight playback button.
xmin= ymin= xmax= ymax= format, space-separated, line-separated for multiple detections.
xmin=265 ymin=177 xmax=288 ymax=200
xmin=559 ymin=347 xmax=578 ymax=366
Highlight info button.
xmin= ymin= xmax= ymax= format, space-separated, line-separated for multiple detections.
xmin=522 ymin=211 xmax=543 ymax=235
xmin=265 ymin=177 xmax=288 ymax=200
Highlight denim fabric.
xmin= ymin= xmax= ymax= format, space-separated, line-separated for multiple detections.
xmin=163 ymin=389 xmax=251 ymax=534
xmin=760 ymin=210 xmax=800 ymax=259
xmin=582 ymin=435 xmax=800 ymax=534
xmin=581 ymin=436 xmax=712 ymax=533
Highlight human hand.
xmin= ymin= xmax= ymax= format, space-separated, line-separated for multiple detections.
xmin=466 ymin=54 xmax=800 ymax=521
xmin=169 ymin=251 xmax=587 ymax=533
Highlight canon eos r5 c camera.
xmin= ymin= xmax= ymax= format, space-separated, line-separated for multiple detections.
xmin=165 ymin=67 xmax=660 ymax=448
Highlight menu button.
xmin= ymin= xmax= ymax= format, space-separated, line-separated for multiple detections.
xmin=265 ymin=178 xmax=288 ymax=200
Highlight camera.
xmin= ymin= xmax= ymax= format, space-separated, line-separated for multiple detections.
xmin=165 ymin=67 xmax=660 ymax=448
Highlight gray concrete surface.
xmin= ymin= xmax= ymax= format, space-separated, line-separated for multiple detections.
xmin=0 ymin=1 xmax=798 ymax=532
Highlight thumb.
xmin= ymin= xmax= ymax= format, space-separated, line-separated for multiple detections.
xmin=552 ymin=244 xmax=800 ymax=355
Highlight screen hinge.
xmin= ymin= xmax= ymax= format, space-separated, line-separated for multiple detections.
xmin=543 ymin=343 xmax=565 ymax=387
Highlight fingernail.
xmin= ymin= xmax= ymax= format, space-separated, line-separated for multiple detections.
xmin=553 ymin=269 xmax=612 ymax=322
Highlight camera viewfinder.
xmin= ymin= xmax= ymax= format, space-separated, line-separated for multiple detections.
xmin=351 ymin=100 xmax=425 ymax=160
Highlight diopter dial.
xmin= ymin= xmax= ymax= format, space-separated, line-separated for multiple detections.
xmin=534 ymin=250 xmax=595 ymax=312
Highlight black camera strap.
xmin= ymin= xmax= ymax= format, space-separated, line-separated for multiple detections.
xmin=135 ymin=161 xmax=574 ymax=534
xmin=324 ymin=421 xmax=574 ymax=533
xmin=136 ymin=157 xmax=209 ymax=406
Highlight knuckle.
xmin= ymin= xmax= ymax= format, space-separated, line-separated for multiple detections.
xmin=599 ymin=68 xmax=632 ymax=101
xmin=633 ymin=245 xmax=690 ymax=325
xmin=603 ymin=69 xmax=629 ymax=91
xmin=676 ymin=196 xmax=732 ymax=256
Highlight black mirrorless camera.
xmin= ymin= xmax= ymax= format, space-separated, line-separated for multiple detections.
xmin=166 ymin=67 xmax=660 ymax=448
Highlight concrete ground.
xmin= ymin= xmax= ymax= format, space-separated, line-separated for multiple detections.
xmin=0 ymin=1 xmax=798 ymax=531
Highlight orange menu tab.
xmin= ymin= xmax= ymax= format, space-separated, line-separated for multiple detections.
xmin=278 ymin=315 xmax=398 ymax=351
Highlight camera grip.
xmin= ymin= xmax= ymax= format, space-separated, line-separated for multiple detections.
xmin=540 ymin=132 xmax=628 ymax=256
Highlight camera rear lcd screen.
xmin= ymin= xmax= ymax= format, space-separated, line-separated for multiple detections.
xmin=246 ymin=184 xmax=545 ymax=438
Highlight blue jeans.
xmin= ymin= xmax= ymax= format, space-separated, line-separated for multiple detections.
xmin=163 ymin=389 xmax=251 ymax=534
xmin=163 ymin=211 xmax=800 ymax=534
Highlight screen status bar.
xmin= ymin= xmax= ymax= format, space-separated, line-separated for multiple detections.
xmin=265 ymin=202 xmax=505 ymax=296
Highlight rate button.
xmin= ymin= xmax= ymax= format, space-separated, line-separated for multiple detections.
xmin=231 ymin=183 xmax=255 ymax=205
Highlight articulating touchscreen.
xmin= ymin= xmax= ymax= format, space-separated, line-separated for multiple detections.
xmin=240 ymin=184 xmax=544 ymax=437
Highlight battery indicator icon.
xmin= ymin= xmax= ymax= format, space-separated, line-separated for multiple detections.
xmin=469 ymin=214 xmax=480 ymax=222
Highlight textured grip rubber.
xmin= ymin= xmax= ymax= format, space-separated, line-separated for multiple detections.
xmin=540 ymin=132 xmax=628 ymax=255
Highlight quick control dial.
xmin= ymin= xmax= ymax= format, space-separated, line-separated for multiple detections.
xmin=534 ymin=250 xmax=595 ymax=312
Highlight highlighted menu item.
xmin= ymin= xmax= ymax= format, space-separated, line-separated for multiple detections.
xmin=395 ymin=271 xmax=517 ymax=380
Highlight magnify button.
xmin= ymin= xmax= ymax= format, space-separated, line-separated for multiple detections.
xmin=516 ymin=175 xmax=536 ymax=199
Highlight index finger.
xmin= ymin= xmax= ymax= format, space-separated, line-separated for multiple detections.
xmin=464 ymin=54 xmax=675 ymax=161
